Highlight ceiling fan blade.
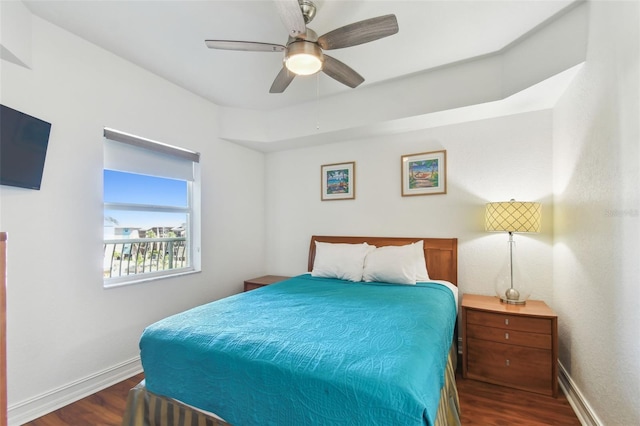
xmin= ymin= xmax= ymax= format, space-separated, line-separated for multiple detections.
xmin=322 ymin=55 xmax=364 ymax=89
xmin=275 ymin=0 xmax=307 ymax=38
xmin=317 ymin=14 xmax=399 ymax=50
xmin=205 ymin=40 xmax=285 ymax=52
xmin=270 ymin=67 xmax=296 ymax=93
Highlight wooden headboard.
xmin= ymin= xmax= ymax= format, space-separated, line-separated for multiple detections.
xmin=307 ymin=236 xmax=458 ymax=286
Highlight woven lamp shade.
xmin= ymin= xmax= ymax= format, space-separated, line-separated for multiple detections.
xmin=485 ymin=200 xmax=541 ymax=233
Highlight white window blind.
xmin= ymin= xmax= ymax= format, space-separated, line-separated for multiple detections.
xmin=103 ymin=127 xmax=200 ymax=181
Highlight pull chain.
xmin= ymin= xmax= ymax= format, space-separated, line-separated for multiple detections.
xmin=316 ymin=73 xmax=320 ymax=130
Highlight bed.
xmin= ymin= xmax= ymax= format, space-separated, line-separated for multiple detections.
xmin=123 ymin=236 xmax=461 ymax=426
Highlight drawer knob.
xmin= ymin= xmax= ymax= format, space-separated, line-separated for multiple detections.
xmin=506 ymin=359 xmax=510 ymax=367
xmin=505 ymin=319 xmax=509 ymax=326
xmin=505 ymin=332 xmax=510 ymax=340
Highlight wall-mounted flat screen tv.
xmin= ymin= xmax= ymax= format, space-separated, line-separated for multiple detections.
xmin=0 ymin=104 xmax=52 ymax=190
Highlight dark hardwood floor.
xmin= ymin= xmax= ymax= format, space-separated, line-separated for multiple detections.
xmin=23 ymin=373 xmax=144 ymax=426
xmin=455 ymin=372 xmax=580 ymax=426
xmin=24 ymin=371 xmax=580 ymax=425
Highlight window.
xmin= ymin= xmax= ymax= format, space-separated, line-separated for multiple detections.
xmin=103 ymin=128 xmax=201 ymax=287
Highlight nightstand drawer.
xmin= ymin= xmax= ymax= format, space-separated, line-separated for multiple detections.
xmin=467 ymin=338 xmax=553 ymax=395
xmin=467 ymin=324 xmax=552 ymax=349
xmin=467 ymin=310 xmax=551 ymax=334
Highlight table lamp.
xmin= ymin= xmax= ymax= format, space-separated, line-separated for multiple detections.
xmin=485 ymin=199 xmax=541 ymax=304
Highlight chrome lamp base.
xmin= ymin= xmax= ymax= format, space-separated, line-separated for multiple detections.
xmin=500 ymin=288 xmax=526 ymax=305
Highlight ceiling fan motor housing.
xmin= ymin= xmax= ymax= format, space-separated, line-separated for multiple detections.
xmin=299 ymin=0 xmax=317 ymax=24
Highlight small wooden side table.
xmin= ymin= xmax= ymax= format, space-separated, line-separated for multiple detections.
xmin=243 ymin=275 xmax=291 ymax=292
xmin=461 ymin=293 xmax=558 ymax=397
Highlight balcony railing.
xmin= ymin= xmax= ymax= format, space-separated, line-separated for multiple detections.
xmin=103 ymin=237 xmax=187 ymax=279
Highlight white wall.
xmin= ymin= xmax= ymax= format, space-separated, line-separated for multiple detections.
xmin=553 ymin=1 xmax=640 ymax=424
xmin=0 ymin=15 xmax=265 ymax=424
xmin=265 ymin=110 xmax=554 ymax=302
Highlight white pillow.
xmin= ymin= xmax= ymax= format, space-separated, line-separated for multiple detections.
xmin=311 ymin=241 xmax=375 ymax=282
xmin=363 ymin=244 xmax=417 ymax=285
xmin=412 ymin=240 xmax=430 ymax=281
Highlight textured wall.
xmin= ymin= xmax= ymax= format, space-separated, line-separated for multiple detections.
xmin=553 ymin=1 xmax=640 ymax=424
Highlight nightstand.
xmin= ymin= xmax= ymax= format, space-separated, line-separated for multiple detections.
xmin=461 ymin=294 xmax=558 ymax=397
xmin=243 ymin=275 xmax=291 ymax=292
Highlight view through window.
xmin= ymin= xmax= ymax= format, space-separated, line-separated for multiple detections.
xmin=103 ymin=171 xmax=193 ymax=285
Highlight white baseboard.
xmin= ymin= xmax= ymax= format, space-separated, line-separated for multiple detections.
xmin=8 ymin=356 xmax=142 ymax=426
xmin=558 ymin=361 xmax=603 ymax=426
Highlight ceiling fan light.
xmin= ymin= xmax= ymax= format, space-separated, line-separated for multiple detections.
xmin=286 ymin=54 xmax=322 ymax=75
xmin=285 ymin=42 xmax=323 ymax=75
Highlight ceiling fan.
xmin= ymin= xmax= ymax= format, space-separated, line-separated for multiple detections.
xmin=205 ymin=0 xmax=399 ymax=93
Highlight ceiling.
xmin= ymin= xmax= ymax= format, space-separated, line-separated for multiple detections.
xmin=23 ymin=0 xmax=577 ymax=112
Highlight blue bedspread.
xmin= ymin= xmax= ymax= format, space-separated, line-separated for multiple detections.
xmin=140 ymin=274 xmax=457 ymax=426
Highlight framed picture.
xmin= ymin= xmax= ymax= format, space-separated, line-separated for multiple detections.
xmin=321 ymin=161 xmax=355 ymax=201
xmin=401 ymin=150 xmax=446 ymax=196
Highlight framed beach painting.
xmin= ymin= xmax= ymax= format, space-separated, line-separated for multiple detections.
xmin=321 ymin=161 xmax=355 ymax=201
xmin=401 ymin=150 xmax=446 ymax=196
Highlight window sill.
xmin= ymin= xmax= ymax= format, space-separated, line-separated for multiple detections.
xmin=103 ymin=268 xmax=201 ymax=289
